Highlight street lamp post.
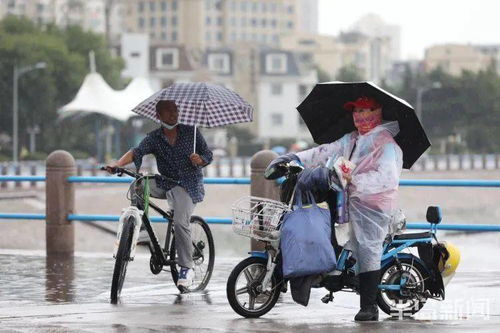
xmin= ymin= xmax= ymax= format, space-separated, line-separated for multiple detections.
xmin=12 ymin=62 xmax=46 ymax=164
xmin=416 ymin=82 xmax=442 ymax=120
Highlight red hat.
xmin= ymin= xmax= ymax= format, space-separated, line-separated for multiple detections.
xmin=343 ymin=96 xmax=381 ymax=111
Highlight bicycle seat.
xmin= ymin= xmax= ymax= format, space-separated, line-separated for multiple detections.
xmin=393 ymin=231 xmax=432 ymax=240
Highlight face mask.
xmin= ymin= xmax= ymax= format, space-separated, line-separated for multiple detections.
xmin=353 ymin=109 xmax=382 ymax=135
xmin=161 ymin=121 xmax=178 ymax=130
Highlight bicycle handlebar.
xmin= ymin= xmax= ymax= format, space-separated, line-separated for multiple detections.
xmin=100 ymin=166 xmax=179 ymax=184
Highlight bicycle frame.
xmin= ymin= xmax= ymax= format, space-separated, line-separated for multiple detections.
xmin=132 ymin=177 xmax=177 ymax=267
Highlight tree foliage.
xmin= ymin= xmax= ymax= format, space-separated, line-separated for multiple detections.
xmin=0 ymin=16 xmax=124 ymax=159
xmin=390 ymin=65 xmax=500 ymax=153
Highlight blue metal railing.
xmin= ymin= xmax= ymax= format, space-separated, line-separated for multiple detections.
xmin=3 ymin=176 xmax=500 ymax=187
xmin=0 ymin=213 xmax=499 ymax=231
xmin=1 ymin=175 xmax=500 ymax=231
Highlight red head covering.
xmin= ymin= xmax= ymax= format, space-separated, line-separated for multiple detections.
xmin=343 ymin=96 xmax=381 ymax=111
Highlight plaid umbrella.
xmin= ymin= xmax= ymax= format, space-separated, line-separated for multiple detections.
xmin=131 ymin=82 xmax=253 ymax=127
xmin=131 ymin=82 xmax=253 ymax=152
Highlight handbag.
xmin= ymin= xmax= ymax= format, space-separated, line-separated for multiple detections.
xmin=280 ymin=189 xmax=337 ymax=278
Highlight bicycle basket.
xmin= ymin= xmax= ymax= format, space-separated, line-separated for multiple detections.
xmin=231 ymin=196 xmax=291 ymax=242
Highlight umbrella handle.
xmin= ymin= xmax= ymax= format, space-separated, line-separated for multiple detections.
xmin=193 ymin=124 xmax=197 ymax=153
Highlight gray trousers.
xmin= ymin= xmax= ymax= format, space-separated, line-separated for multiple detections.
xmin=134 ymin=180 xmax=195 ymax=269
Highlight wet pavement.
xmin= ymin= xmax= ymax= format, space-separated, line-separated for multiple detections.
xmin=1 ymin=231 xmax=500 ymax=333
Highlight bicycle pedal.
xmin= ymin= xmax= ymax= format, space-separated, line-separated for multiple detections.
xmin=321 ymin=292 xmax=334 ymax=304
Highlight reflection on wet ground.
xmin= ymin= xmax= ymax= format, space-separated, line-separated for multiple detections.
xmin=0 ymin=251 xmax=230 ymax=307
xmin=1 ymin=248 xmax=500 ymax=332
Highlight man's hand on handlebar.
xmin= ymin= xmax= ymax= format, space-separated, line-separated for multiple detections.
xmin=103 ymin=165 xmax=119 ymax=174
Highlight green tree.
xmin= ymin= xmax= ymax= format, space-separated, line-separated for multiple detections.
xmin=0 ymin=16 xmax=124 ymax=159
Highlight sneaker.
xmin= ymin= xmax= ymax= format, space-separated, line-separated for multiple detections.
xmin=177 ymin=267 xmax=195 ymax=292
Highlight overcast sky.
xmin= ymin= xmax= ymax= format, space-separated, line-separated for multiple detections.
xmin=318 ymin=0 xmax=500 ymax=60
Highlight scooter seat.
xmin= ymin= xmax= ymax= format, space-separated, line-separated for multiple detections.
xmin=393 ymin=231 xmax=432 ymax=240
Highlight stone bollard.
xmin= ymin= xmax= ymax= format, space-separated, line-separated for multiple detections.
xmin=46 ymin=150 xmax=76 ymax=257
xmin=250 ymin=150 xmax=280 ymax=251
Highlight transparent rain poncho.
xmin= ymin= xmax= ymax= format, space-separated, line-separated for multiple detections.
xmin=296 ymin=121 xmax=403 ymax=273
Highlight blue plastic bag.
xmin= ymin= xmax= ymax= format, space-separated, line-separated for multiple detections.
xmin=280 ymin=190 xmax=337 ymax=278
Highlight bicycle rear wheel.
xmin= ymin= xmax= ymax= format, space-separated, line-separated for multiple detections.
xmin=170 ymin=216 xmax=215 ymax=292
xmin=110 ymin=216 xmax=135 ymax=304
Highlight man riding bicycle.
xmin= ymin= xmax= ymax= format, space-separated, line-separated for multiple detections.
xmin=106 ymin=100 xmax=213 ymax=291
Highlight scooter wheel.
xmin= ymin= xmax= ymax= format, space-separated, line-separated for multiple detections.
xmin=226 ymin=256 xmax=281 ymax=318
xmin=377 ymin=257 xmax=430 ymax=316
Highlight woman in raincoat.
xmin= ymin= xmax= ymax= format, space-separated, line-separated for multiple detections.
xmin=268 ymin=96 xmax=403 ymax=321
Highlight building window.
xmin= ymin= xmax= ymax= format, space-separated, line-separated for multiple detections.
xmin=271 ymin=19 xmax=277 ymax=28
xmin=251 ymin=18 xmax=257 ymax=27
xmin=217 ymin=17 xmax=223 ymax=26
xmin=206 ymin=32 xmax=211 ymax=41
xmin=266 ymin=54 xmax=287 ymax=74
xmin=230 ymin=17 xmax=236 ymax=26
xmin=156 ymin=48 xmax=179 ymax=70
xmin=138 ymin=1 xmax=144 ymax=12
xmin=161 ymin=32 xmax=167 ymax=40
xmin=150 ymin=17 xmax=156 ymax=27
xmin=150 ymin=1 xmax=155 ymax=11
xmin=252 ymin=2 xmax=257 ymax=12
xmin=216 ymin=32 xmax=223 ymax=41
xmin=241 ymin=1 xmax=247 ymax=11
xmin=206 ymin=16 xmax=211 ymax=25
xmin=161 ymin=1 xmax=167 ymax=11
xmin=287 ymin=21 xmax=294 ymax=29
xmin=271 ymin=83 xmax=283 ymax=95
xmin=271 ymin=113 xmax=283 ymax=126
xmin=138 ymin=17 xmax=145 ymax=28
xmin=172 ymin=31 xmax=178 ymax=42
xmin=261 ymin=19 xmax=266 ymax=27
xmin=172 ymin=16 xmax=178 ymax=26
xmin=161 ymin=16 xmax=167 ymax=26
xmin=288 ymin=5 xmax=294 ymax=13
xmin=130 ymin=52 xmax=141 ymax=57
xmin=172 ymin=0 xmax=178 ymax=10
xmin=208 ymin=53 xmax=231 ymax=74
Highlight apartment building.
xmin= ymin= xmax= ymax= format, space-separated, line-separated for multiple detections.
xmin=1 ymin=0 xmax=108 ymax=33
xmin=424 ymin=44 xmax=498 ymax=76
xmin=122 ymin=0 xmax=301 ymax=50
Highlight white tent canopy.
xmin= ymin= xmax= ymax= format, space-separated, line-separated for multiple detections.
xmin=59 ymin=73 xmax=154 ymax=122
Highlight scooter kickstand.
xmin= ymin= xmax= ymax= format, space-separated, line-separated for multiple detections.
xmin=321 ymin=292 xmax=334 ymax=304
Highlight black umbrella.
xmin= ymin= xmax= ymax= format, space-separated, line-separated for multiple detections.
xmin=297 ymin=81 xmax=431 ymax=169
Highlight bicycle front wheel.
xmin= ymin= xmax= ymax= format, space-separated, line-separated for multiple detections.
xmin=110 ymin=216 xmax=135 ymax=304
xmin=170 ymin=216 xmax=215 ymax=292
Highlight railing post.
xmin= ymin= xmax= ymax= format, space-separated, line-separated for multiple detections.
xmin=46 ymin=150 xmax=76 ymax=257
xmin=30 ymin=163 xmax=37 ymax=188
xmin=1 ymin=163 xmax=7 ymax=189
xmin=250 ymin=150 xmax=279 ymax=251
xmin=15 ymin=164 xmax=21 ymax=188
